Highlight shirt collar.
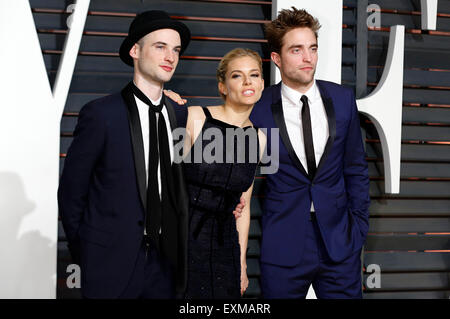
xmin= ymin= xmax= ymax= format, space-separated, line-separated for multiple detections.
xmin=133 ymin=81 xmax=163 ymax=106
xmin=151 ymin=96 xmax=163 ymax=107
xmin=281 ymin=80 xmax=320 ymax=106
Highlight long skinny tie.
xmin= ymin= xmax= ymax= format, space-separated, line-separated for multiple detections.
xmin=301 ymin=95 xmax=316 ymax=180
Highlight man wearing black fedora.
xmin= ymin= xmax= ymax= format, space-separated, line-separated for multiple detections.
xmin=59 ymin=10 xmax=196 ymax=298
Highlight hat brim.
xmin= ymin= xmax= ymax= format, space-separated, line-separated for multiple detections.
xmin=119 ymin=19 xmax=191 ymax=67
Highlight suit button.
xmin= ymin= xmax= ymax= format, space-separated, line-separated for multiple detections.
xmin=138 ymin=221 xmax=144 ymax=227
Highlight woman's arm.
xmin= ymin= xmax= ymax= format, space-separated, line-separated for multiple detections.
xmin=233 ymin=128 xmax=266 ymax=221
xmin=258 ymin=128 xmax=267 ymax=163
xmin=235 ymin=129 xmax=266 ymax=295
xmin=236 ymin=182 xmax=253 ymax=296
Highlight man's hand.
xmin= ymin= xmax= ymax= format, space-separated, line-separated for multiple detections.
xmin=232 ymin=197 xmax=245 ymax=220
xmin=164 ymin=89 xmax=187 ymax=105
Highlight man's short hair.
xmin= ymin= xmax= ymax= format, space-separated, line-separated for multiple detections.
xmin=265 ymin=7 xmax=321 ymax=54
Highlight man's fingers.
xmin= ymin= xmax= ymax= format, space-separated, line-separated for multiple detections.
xmin=233 ymin=196 xmax=246 ymax=219
xmin=163 ymin=89 xmax=186 ymax=104
xmin=233 ymin=210 xmax=242 ymax=220
xmin=235 ymin=201 xmax=245 ymax=211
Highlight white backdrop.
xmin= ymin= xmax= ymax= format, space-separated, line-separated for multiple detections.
xmin=0 ymin=0 xmax=89 ymax=298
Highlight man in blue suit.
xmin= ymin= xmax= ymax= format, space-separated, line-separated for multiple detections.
xmin=250 ymin=7 xmax=370 ymax=298
xmin=58 ymin=11 xmax=192 ymax=298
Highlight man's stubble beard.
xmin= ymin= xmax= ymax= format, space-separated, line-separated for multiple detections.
xmin=143 ymin=69 xmax=172 ymax=85
xmin=287 ymin=67 xmax=316 ymax=88
xmin=137 ymin=59 xmax=175 ymax=85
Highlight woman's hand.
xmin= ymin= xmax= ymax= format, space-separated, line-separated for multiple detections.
xmin=240 ymin=267 xmax=249 ymax=296
xmin=164 ymin=89 xmax=187 ymax=105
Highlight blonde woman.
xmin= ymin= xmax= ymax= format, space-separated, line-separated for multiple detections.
xmin=181 ymin=48 xmax=266 ymax=298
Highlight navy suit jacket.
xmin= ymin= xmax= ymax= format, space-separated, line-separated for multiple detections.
xmin=250 ymin=80 xmax=370 ymax=266
xmin=58 ymin=83 xmax=189 ymax=298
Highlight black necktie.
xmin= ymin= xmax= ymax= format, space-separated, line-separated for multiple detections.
xmin=131 ymin=84 xmax=172 ymax=250
xmin=301 ymin=95 xmax=316 ymax=180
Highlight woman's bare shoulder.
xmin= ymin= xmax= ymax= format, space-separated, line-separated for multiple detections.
xmin=187 ymin=105 xmax=206 ymax=119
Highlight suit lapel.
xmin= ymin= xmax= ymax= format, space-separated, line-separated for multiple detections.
xmin=271 ymin=84 xmax=309 ymax=177
xmin=121 ymin=82 xmax=147 ymax=211
xmin=315 ymin=80 xmax=336 ymax=180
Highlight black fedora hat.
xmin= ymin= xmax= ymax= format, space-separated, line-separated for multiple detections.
xmin=119 ymin=10 xmax=191 ymax=66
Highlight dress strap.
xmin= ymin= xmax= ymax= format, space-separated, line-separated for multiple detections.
xmin=202 ymin=107 xmax=213 ymax=119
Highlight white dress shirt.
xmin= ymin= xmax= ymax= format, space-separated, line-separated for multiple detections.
xmin=134 ymin=94 xmax=174 ymax=198
xmin=135 ymin=93 xmax=174 ymax=235
xmin=281 ymin=80 xmax=329 ymax=212
xmin=281 ymin=80 xmax=329 ymax=174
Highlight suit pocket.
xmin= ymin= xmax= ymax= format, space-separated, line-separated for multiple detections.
xmin=78 ymin=223 xmax=113 ymax=247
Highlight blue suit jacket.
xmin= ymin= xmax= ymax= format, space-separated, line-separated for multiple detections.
xmin=250 ymin=80 xmax=370 ymax=266
xmin=58 ymin=83 xmax=189 ymax=298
